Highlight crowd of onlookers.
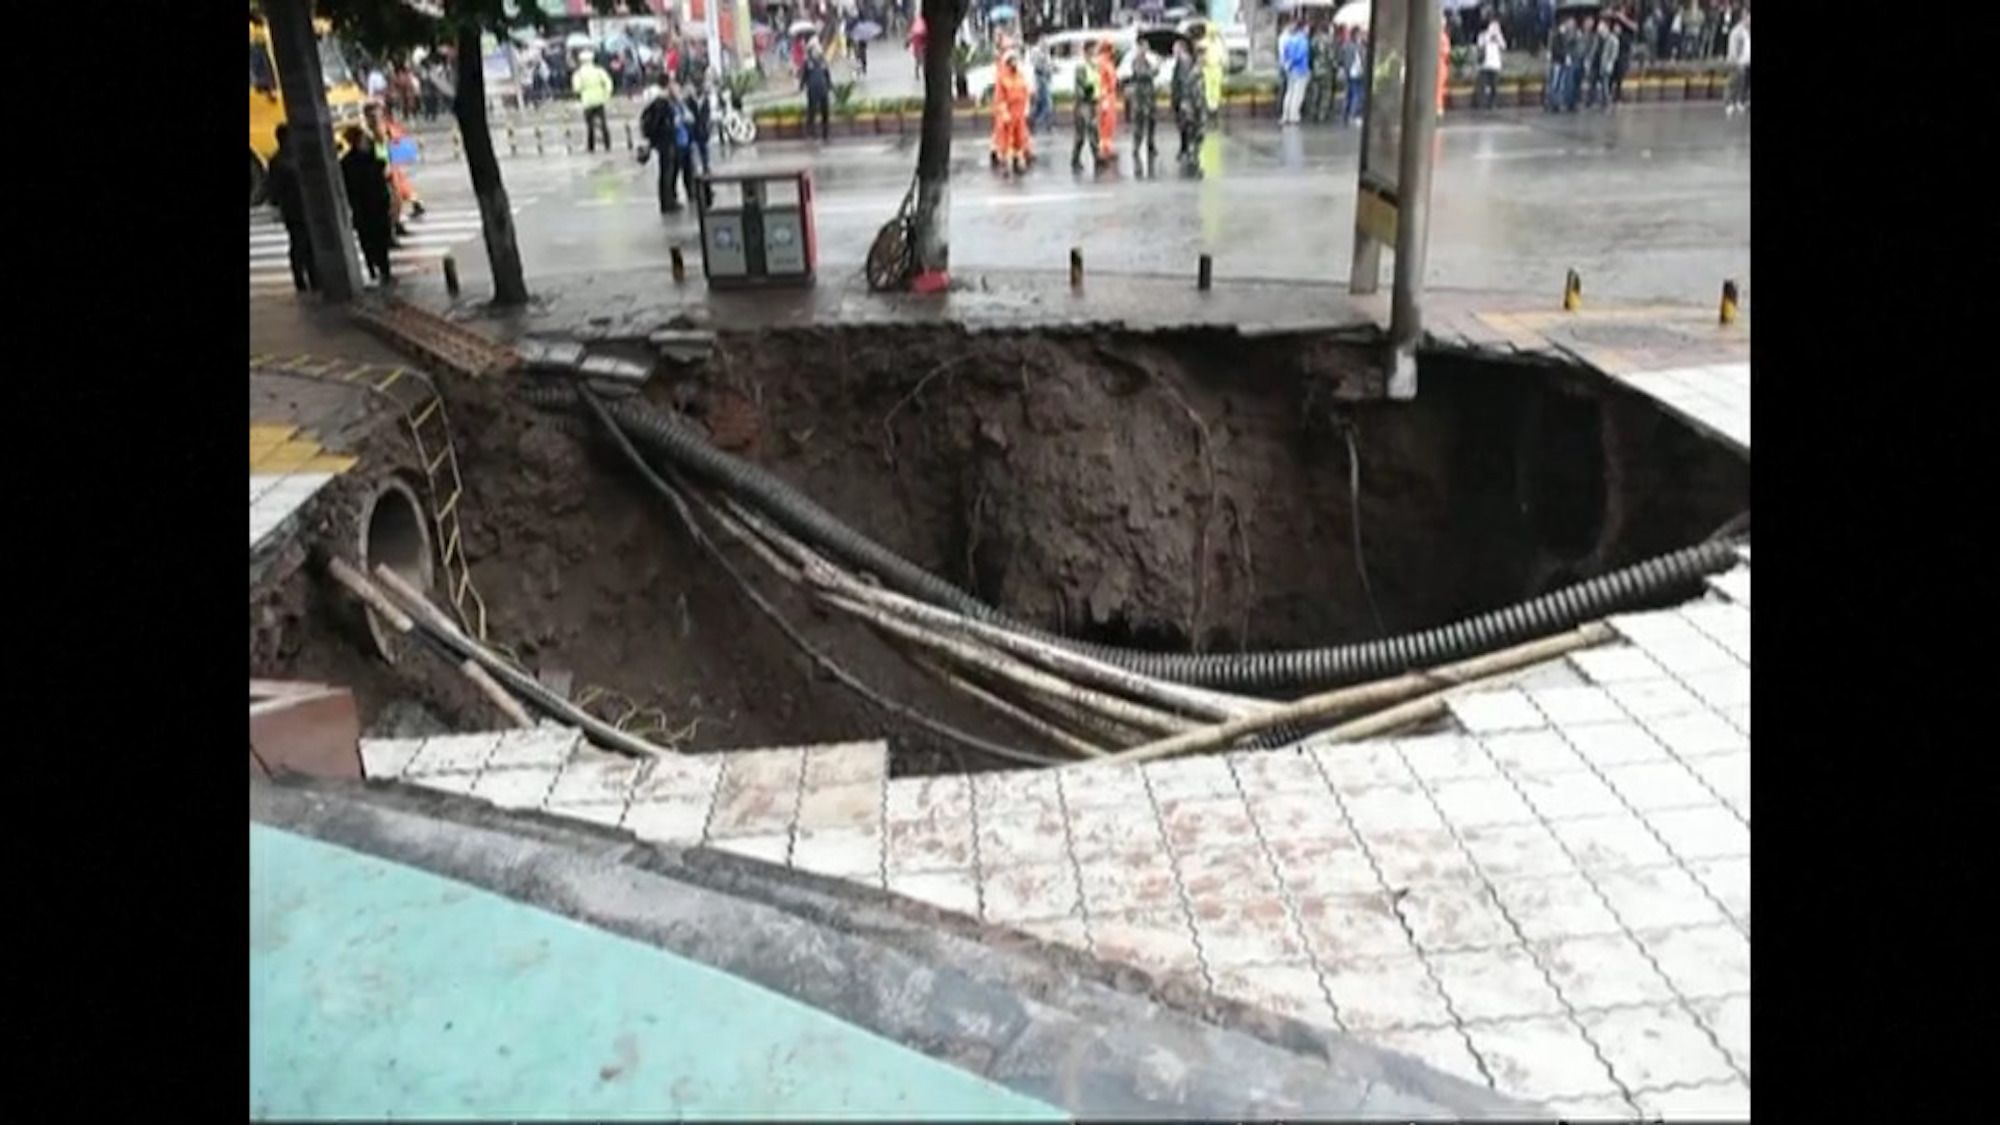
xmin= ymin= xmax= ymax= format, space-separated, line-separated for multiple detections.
xmin=1455 ymin=0 xmax=1748 ymax=67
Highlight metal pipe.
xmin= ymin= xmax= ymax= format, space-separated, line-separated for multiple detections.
xmin=1389 ymin=0 xmax=1443 ymax=400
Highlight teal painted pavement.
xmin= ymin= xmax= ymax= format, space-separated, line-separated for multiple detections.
xmin=250 ymin=825 xmax=1069 ymax=1120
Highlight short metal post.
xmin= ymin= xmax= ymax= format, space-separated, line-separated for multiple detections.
xmin=1564 ymin=269 xmax=1583 ymax=311
xmin=625 ymin=121 xmax=635 ymax=150
xmin=1719 ymin=279 xmax=1739 ymax=325
xmin=1070 ymin=247 xmax=1083 ymax=289
xmin=534 ymin=126 xmax=544 ymax=156
xmin=670 ymin=245 xmax=686 ymax=283
xmin=507 ymin=125 xmax=517 ymax=156
xmin=443 ymin=254 xmax=460 ymax=297
xmin=1197 ymin=253 xmax=1212 ymax=291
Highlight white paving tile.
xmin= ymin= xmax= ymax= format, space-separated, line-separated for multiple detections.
xmin=1396 ymin=734 xmax=1501 ymax=783
xmin=622 ymin=797 xmax=713 ymax=845
xmin=885 ymin=774 xmax=970 ymax=823
xmin=404 ymin=733 xmax=502 ymax=776
xmin=1567 ymin=645 xmax=1668 ymax=686
xmin=546 ymin=756 xmax=649 ymax=806
xmin=1645 ymin=805 xmax=1750 ymax=862
xmin=1488 ymin=873 xmax=1625 ymax=942
xmin=712 ymin=833 xmax=792 ymax=864
xmin=1599 ymin=759 xmax=1720 ymax=813
xmin=482 ymin=726 xmax=582 ymax=771
xmin=1319 ymin=955 xmax=1454 ymax=1031
xmin=358 ymin=737 xmax=426 ymax=780
xmin=1141 ymin=755 xmax=1239 ymax=802
xmin=1631 ymin=1080 xmax=1751 ymax=1120
xmin=1426 ymin=944 xmax=1565 ymax=1021
xmin=1369 ymin=1025 xmax=1490 ymax=1088
xmin=1463 ymin=1016 xmax=1622 ymax=1101
xmin=1532 ymin=932 xmax=1678 ymax=1009
xmin=1603 ymin=678 xmax=1706 ymax=720
xmin=887 ymin=868 xmax=980 ymax=917
xmin=1578 ymin=1004 xmax=1738 ymax=1090
xmin=1312 ymin=741 xmax=1417 ymax=790
xmin=1590 ymin=864 xmax=1731 ymax=931
xmin=1528 ymin=686 xmax=1626 ymax=727
xmin=1559 ymin=721 xmax=1673 ymax=768
xmin=1638 ymin=923 xmax=1750 ymax=1000
xmin=1427 ymin=777 xmax=1539 ymax=829
xmin=1689 ymin=993 xmax=1750 ymax=1072
xmin=1548 ymin=814 xmax=1677 ymax=871
xmin=1399 ymin=879 xmax=1517 ymax=953
xmin=468 ymin=767 xmax=557 ymax=810
xmin=1517 ymin=769 xmax=1629 ymax=822
xmin=1480 ymin=730 xmax=1589 ymax=777
xmin=1209 ymin=961 xmax=1338 ymax=1029
xmin=791 ymin=826 xmax=884 ymax=882
xmin=981 ymin=860 xmax=1081 ymax=924
xmin=1641 ymin=709 xmax=1749 ymax=759
xmin=1448 ymin=689 xmax=1548 ymax=734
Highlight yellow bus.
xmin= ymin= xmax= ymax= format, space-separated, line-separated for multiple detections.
xmin=249 ymin=15 xmax=367 ymax=205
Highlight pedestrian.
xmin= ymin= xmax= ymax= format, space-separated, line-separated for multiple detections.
xmin=1576 ymin=16 xmax=1601 ymax=108
xmin=910 ymin=14 xmax=927 ymax=81
xmin=1476 ymin=17 xmax=1506 ymax=109
xmin=801 ymin=42 xmax=833 ymax=142
xmin=1593 ymin=15 xmax=1620 ymax=109
xmin=573 ymin=50 xmax=614 ymax=152
xmin=265 ymin=124 xmax=317 ymax=293
xmin=1125 ymin=41 xmax=1159 ymax=168
xmin=366 ymin=64 xmax=388 ymax=101
xmin=1437 ymin=24 xmax=1451 ymax=116
xmin=1545 ymin=15 xmax=1571 ymax=111
xmin=1070 ymin=46 xmax=1103 ymax=171
xmin=1723 ymin=11 xmax=1749 ymax=113
xmin=1279 ymin=18 xmax=1310 ymax=126
xmin=853 ymin=19 xmax=870 ymax=75
xmin=339 ymin=125 xmax=394 ymax=284
xmin=1308 ymin=21 xmax=1337 ymax=123
xmin=364 ymin=101 xmax=425 ymax=236
xmin=687 ymin=76 xmax=714 ymax=186
xmin=669 ymin=84 xmax=704 ymax=209
xmin=1340 ymin=29 xmax=1368 ymax=125
xmin=1611 ymin=6 xmax=1636 ymax=102
xmin=639 ymin=84 xmax=684 ymax=213
xmin=1029 ymin=41 xmax=1054 ymax=132
xmin=1171 ymin=38 xmax=1206 ymax=165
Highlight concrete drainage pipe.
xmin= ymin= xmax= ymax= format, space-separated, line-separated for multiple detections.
xmin=358 ymin=476 xmax=436 ymax=662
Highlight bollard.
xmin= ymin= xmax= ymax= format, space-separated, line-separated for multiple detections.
xmin=1563 ymin=269 xmax=1582 ymax=312
xmin=451 ymin=130 xmax=462 ymax=161
xmin=562 ymin=126 xmax=573 ymax=155
xmin=534 ymin=126 xmax=544 ymax=156
xmin=670 ymin=245 xmax=686 ymax=284
xmin=507 ymin=125 xmax=517 ymax=156
xmin=1197 ymin=253 xmax=1212 ymax=291
xmin=1719 ymin=279 xmax=1739 ymax=326
xmin=1070 ymin=247 xmax=1084 ymax=289
xmin=443 ymin=254 xmax=461 ymax=297
xmin=625 ymin=121 xmax=635 ymax=150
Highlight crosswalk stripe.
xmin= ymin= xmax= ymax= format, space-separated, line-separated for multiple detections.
xmin=249 ymin=233 xmax=476 ymax=259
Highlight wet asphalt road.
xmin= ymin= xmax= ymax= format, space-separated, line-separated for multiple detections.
xmin=396 ymin=104 xmax=1749 ymax=305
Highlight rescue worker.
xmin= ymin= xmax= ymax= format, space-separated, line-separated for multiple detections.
xmin=1093 ymin=40 xmax=1120 ymax=164
xmin=1124 ymin=42 xmax=1159 ymax=170
xmin=1201 ymin=23 xmax=1225 ymax=128
xmin=573 ymin=49 xmax=614 ymax=152
xmin=1437 ymin=25 xmax=1450 ymax=116
xmin=991 ymin=51 xmax=1032 ymax=173
xmin=1171 ymin=37 xmax=1206 ymax=166
xmin=1070 ymin=47 xmax=1102 ymax=171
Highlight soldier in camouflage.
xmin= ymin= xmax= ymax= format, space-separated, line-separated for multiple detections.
xmin=1125 ymin=44 xmax=1160 ymax=171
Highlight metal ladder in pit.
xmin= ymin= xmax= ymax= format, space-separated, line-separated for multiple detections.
xmin=249 ymin=354 xmax=489 ymax=644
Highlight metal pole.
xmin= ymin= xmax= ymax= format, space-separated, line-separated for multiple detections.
xmin=1388 ymin=0 xmax=1441 ymax=400
xmin=263 ymin=0 xmax=360 ymax=301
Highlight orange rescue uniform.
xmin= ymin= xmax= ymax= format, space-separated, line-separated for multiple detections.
xmin=994 ymin=60 xmax=1032 ymax=167
xmin=1095 ymin=46 xmax=1119 ymax=158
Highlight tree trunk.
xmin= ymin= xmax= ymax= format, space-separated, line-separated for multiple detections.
xmin=454 ymin=23 xmax=529 ymax=306
xmin=913 ymin=0 xmax=966 ymax=282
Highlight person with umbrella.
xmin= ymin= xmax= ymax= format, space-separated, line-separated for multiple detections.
xmin=850 ymin=15 xmax=882 ymax=75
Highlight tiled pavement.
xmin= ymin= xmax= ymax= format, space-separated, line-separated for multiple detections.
xmin=368 ymin=554 xmax=1749 ymax=1120
xmin=250 ymin=423 xmax=355 ymax=553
